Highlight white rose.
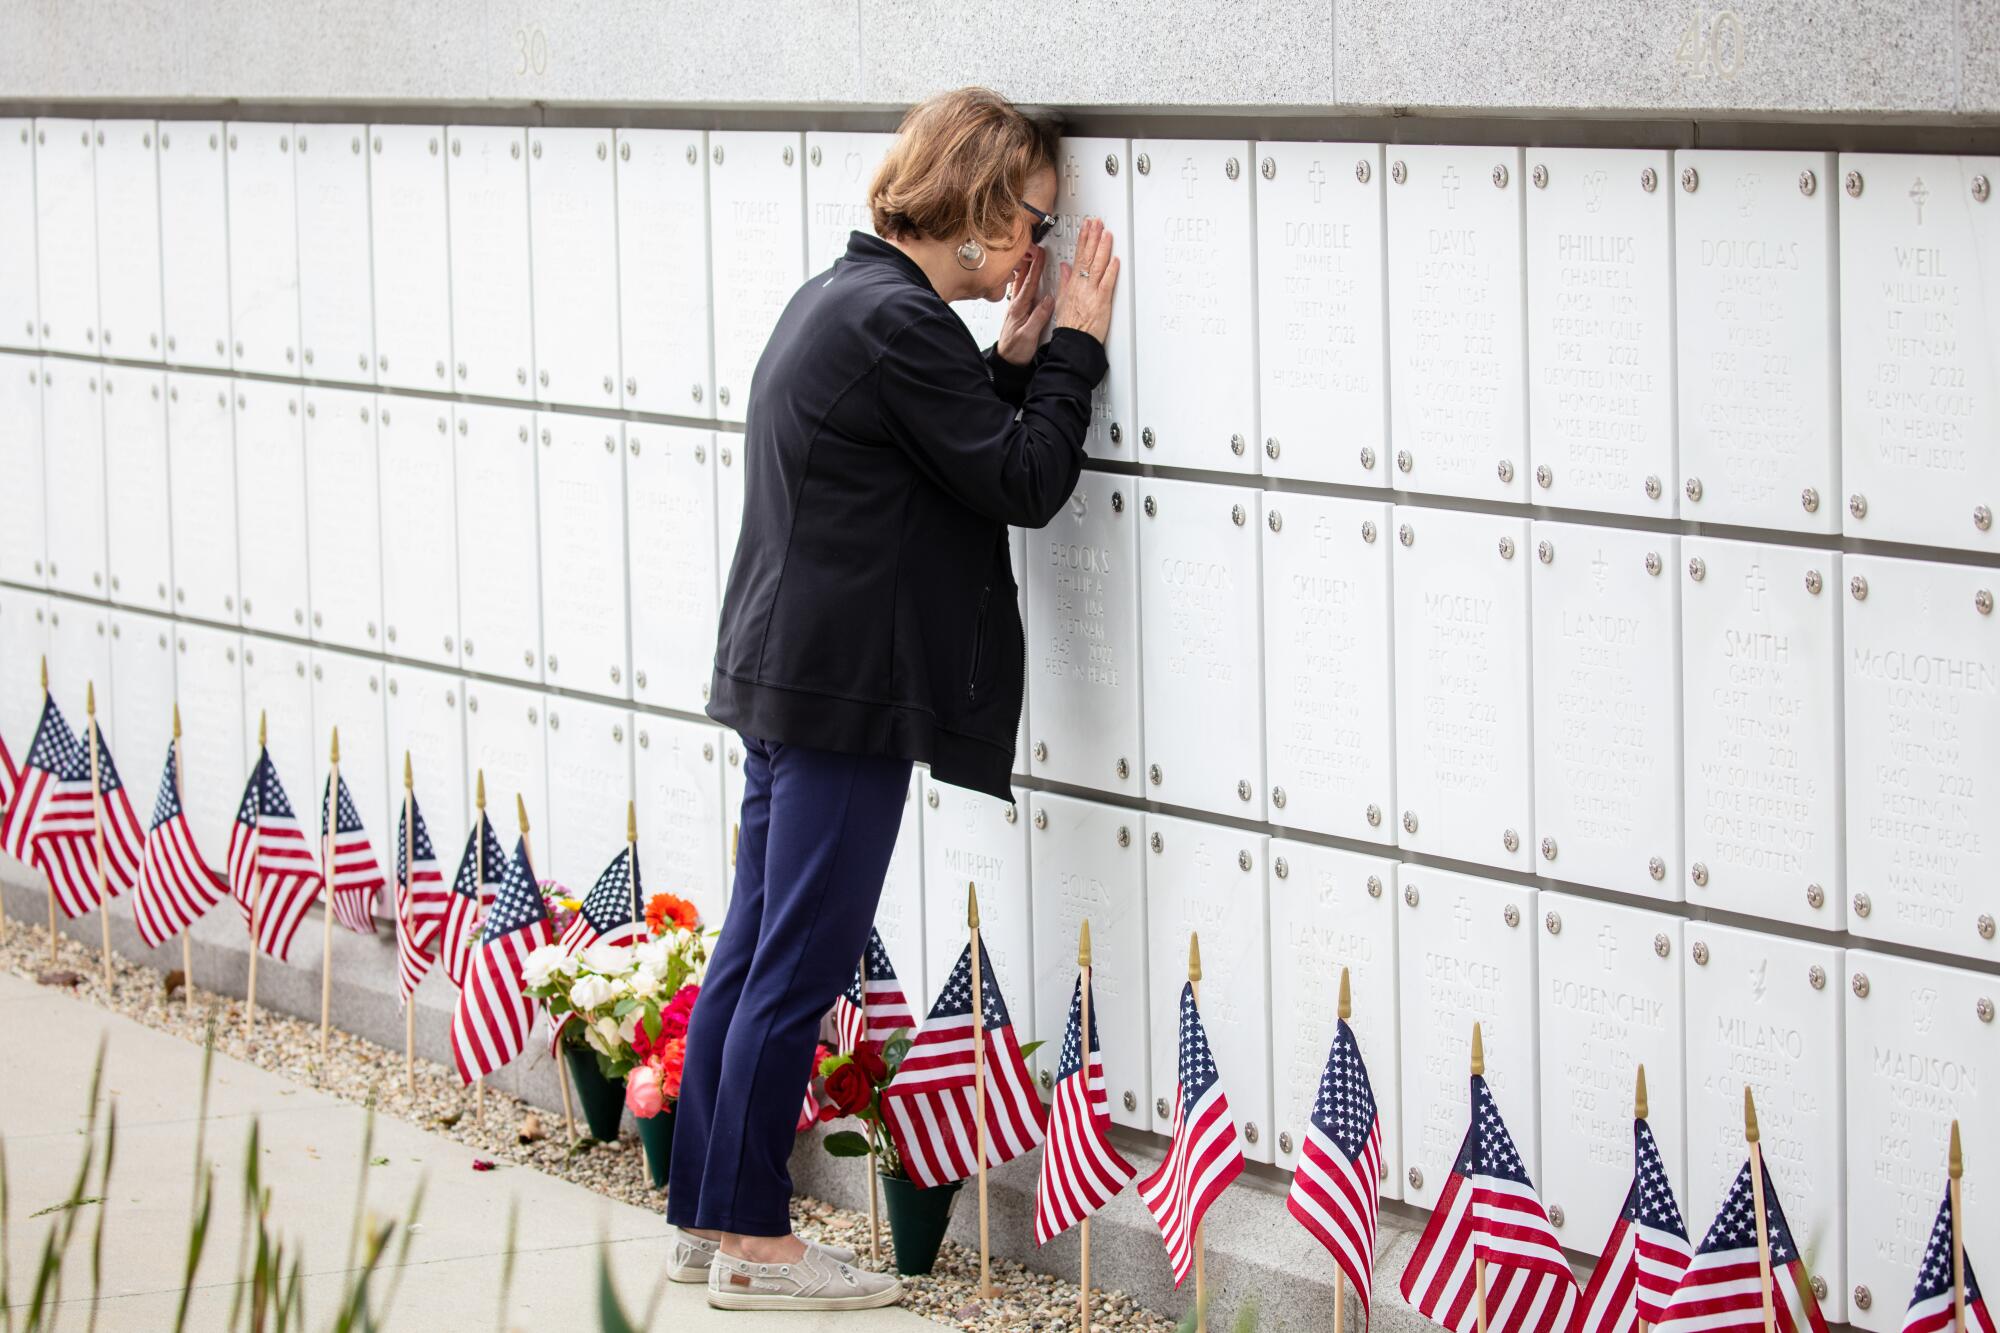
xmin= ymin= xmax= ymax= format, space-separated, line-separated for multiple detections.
xmin=592 ymin=1016 xmax=622 ymax=1052
xmin=619 ymin=1009 xmax=643 ymax=1045
xmin=580 ymin=943 xmax=635 ymax=977
xmin=634 ymin=937 xmax=672 ymax=977
xmin=570 ymin=974 xmax=618 ymax=1013
xmin=629 ymin=970 xmax=661 ymax=1000
xmin=522 ymin=944 xmax=569 ymax=991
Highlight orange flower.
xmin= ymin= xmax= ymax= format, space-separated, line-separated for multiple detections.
xmin=655 ymin=1035 xmax=688 ymax=1102
xmin=645 ymin=892 xmax=701 ymax=936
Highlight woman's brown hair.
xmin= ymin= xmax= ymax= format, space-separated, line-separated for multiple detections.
xmin=869 ymin=87 xmax=1060 ymax=252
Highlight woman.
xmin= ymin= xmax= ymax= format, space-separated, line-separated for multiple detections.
xmin=665 ymin=86 xmax=1120 ymax=1311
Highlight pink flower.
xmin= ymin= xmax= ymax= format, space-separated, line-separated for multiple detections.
xmin=660 ymin=984 xmax=700 ymax=1041
xmin=626 ymin=1063 xmax=666 ymax=1119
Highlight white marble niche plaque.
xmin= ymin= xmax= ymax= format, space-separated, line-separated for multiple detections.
xmin=1027 ymin=471 xmax=1142 ymax=797
xmin=1534 ymin=892 xmax=1686 ymax=1255
xmin=106 ymin=609 xmax=177 ymax=774
xmin=377 ymin=399 xmax=460 ymax=669
xmin=231 ymin=381 xmax=311 ymax=638
xmin=1138 ymin=478 xmax=1265 ymax=820
xmin=627 ymin=425 xmax=719 ymax=715
xmin=708 ymin=132 xmax=804 ymax=425
xmin=1386 ymin=145 xmax=1528 ymax=502
xmin=614 ymin=129 xmax=712 ymax=418
xmin=528 ymin=127 xmax=622 ymax=411
xmin=1681 ymin=537 xmax=1843 ymax=929
xmin=875 ymin=772 xmax=927 ymax=1005
xmin=1525 ymin=148 xmax=1676 ymax=517
xmin=1844 ymin=554 xmax=2000 ymax=962
xmin=1042 ymin=138 xmax=1137 ymax=463
xmin=102 ymin=367 xmax=171 ymax=612
xmin=805 ymin=132 xmax=891 ymax=273
xmin=309 ymin=649 xmax=390 ymax=862
xmin=240 ymin=636 xmax=315 ymax=815
xmin=921 ymin=781 xmax=1033 ymax=1038
xmin=384 ymin=662 xmax=468 ymax=842
xmin=368 ymin=125 xmax=452 ymax=393
xmin=165 ymin=373 xmax=238 ymax=624
xmin=632 ymin=715 xmax=728 ymax=928
xmin=45 ymin=599 xmax=110 ymax=728
xmin=536 ymin=414 xmax=629 ymax=698
xmin=302 ymin=387 xmax=382 ymax=653
xmin=1843 ymin=951 xmax=1998 ymax=1333
xmin=1132 ymin=138 xmax=1257 ymax=475
xmin=1261 ymin=494 xmax=1395 ymax=844
xmin=1029 ymin=792 xmax=1149 ymax=1127
xmin=39 ymin=362 xmax=107 ymax=600
xmin=1675 ymin=150 xmax=1839 ymax=533
xmin=33 ymin=120 xmax=98 ymax=356
xmin=0 ymin=121 xmax=36 ymax=349
xmin=94 ymin=119 xmax=164 ymax=362
xmin=1530 ymin=521 xmax=1683 ymax=898
xmin=1840 ymin=153 xmax=2000 ymax=554
xmin=0 ymin=589 xmax=48 ymax=755
xmin=172 ymin=622 xmax=244 ymax=851
xmin=293 ymin=124 xmax=375 ymax=384
xmin=1392 ymin=506 xmax=1534 ymax=872
xmin=454 ymin=404 xmax=541 ymax=685
xmin=1256 ymin=142 xmax=1388 ymax=487
xmin=1397 ymin=866 xmax=1538 ymax=1210
xmin=1683 ymin=923 xmax=1846 ymax=1321
xmin=0 ymin=355 xmax=42 ymax=586
xmin=225 ymin=123 xmax=301 ymax=378
xmin=544 ymin=695 xmax=634 ymax=879
xmin=461 ymin=679 xmax=550 ymax=859
xmin=1267 ymin=840 xmax=1399 ymax=1194
xmin=157 ymin=122 xmax=231 ymax=370
xmin=1145 ymin=811 xmax=1272 ymax=1164
xmin=446 ymin=126 xmax=533 ymax=402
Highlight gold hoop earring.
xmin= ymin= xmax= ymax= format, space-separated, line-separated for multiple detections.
xmin=955 ymin=238 xmax=987 ymax=271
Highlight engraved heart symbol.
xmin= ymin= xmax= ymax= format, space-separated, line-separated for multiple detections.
xmin=844 ymin=151 xmax=864 ymax=183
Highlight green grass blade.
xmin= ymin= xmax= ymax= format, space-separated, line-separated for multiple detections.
xmin=85 ymin=1099 xmax=118 ymax=1333
xmin=495 ymin=1199 xmax=519 ymax=1333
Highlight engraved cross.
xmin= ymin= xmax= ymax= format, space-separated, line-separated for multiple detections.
xmin=1451 ymin=898 xmax=1471 ymax=940
xmin=1744 ymin=561 xmax=1767 ymax=613
xmin=1440 ymin=165 xmax=1461 ymax=210
xmin=1595 ymin=926 xmax=1618 ymax=970
xmin=1590 ymin=547 xmax=1609 ymax=594
xmin=1182 ymin=156 xmax=1199 ymax=199
xmin=1911 ymin=176 xmax=1930 ymax=225
xmin=1064 ymin=154 xmax=1080 ymax=204
xmin=1307 ymin=159 xmax=1327 ymax=203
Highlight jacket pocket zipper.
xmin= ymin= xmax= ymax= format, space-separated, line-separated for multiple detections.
xmin=967 ymin=587 xmax=992 ymax=702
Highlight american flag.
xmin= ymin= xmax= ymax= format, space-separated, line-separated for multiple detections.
xmin=1903 ymin=1185 xmax=1995 ymax=1333
xmin=439 ymin=813 xmax=506 ymax=988
xmin=393 ymin=790 xmax=445 ymax=1004
xmin=130 ymin=742 xmax=228 ymax=947
xmin=1400 ymin=1075 xmax=1581 ymax=1333
xmin=881 ymin=938 xmax=1046 ymax=1189
xmin=449 ymin=834 xmax=553 ymax=1084
xmin=547 ymin=843 xmax=648 ymax=1052
xmin=1578 ymin=1116 xmax=1694 ymax=1333
xmin=1287 ymin=1017 xmax=1385 ymax=1320
xmin=834 ymin=928 xmax=917 ymax=1053
xmin=1138 ymin=982 xmax=1246 ymax=1288
xmin=321 ymin=772 xmax=387 ymax=934
xmin=226 ymin=749 xmax=324 ymax=962
xmin=1655 ymin=1158 xmax=1828 ymax=1333
xmin=1 ymin=697 xmax=144 ymax=917
xmin=0 ymin=730 xmax=17 ymax=814
xmin=1034 ymin=973 xmax=1135 ymax=1245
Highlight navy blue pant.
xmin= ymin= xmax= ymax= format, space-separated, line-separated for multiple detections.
xmin=666 ymin=735 xmax=912 ymax=1235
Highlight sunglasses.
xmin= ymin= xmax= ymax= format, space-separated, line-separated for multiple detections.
xmin=1020 ymin=199 xmax=1057 ymax=245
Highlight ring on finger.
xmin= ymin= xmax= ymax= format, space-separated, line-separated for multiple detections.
xmin=1078 ymin=267 xmax=1091 ymax=279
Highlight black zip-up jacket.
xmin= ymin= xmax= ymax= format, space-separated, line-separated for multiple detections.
xmin=707 ymin=231 xmax=1108 ymax=800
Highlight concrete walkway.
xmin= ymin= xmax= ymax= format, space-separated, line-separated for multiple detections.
xmin=0 ymin=971 xmax=934 ymax=1332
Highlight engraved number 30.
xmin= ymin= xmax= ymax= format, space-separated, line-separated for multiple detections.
xmin=1675 ymin=6 xmax=1744 ymax=79
xmin=516 ymin=26 xmax=549 ymax=76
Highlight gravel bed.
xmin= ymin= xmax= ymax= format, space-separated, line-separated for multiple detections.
xmin=1 ymin=921 xmax=1178 ymax=1333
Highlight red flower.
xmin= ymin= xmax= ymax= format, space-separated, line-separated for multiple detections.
xmin=851 ymin=1043 xmax=888 ymax=1087
xmin=654 ymin=1036 xmax=688 ymax=1103
xmin=645 ymin=892 xmax=701 ymax=936
xmin=822 ymin=1061 xmax=871 ymax=1117
xmin=660 ymin=984 xmax=700 ymax=1041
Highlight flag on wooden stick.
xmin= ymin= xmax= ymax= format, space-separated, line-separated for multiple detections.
xmin=1137 ymin=980 xmax=1245 ymax=1288
xmin=1287 ymin=989 xmax=1385 ymax=1323
xmin=440 ymin=810 xmax=507 ymax=987
xmin=322 ymin=771 xmax=387 ymax=933
xmin=131 ymin=741 xmax=228 ymax=947
xmin=834 ymin=928 xmax=916 ymax=1053
xmin=880 ymin=938 xmax=1045 ymax=1188
xmin=449 ymin=834 xmax=552 ymax=1084
xmin=1902 ymin=1123 xmax=1993 ymax=1333
xmin=393 ymin=780 xmax=446 ymax=1004
xmin=1654 ymin=1158 xmax=1828 ymax=1333
xmin=226 ymin=746 xmax=324 ymax=961
xmin=4 ymin=693 xmax=144 ymax=916
xmin=1578 ymin=1068 xmax=1692 ymax=1333
xmin=1034 ymin=971 xmax=1135 ymax=1245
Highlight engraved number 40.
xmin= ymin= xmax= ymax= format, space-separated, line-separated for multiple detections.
xmin=1675 ymin=6 xmax=1745 ymax=79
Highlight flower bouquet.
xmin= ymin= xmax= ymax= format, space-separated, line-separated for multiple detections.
xmin=522 ymin=890 xmax=707 ymax=1153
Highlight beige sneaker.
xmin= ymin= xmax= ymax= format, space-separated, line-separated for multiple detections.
xmin=707 ymin=1246 xmax=904 ymax=1311
xmin=669 ymin=1231 xmax=860 ymax=1284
